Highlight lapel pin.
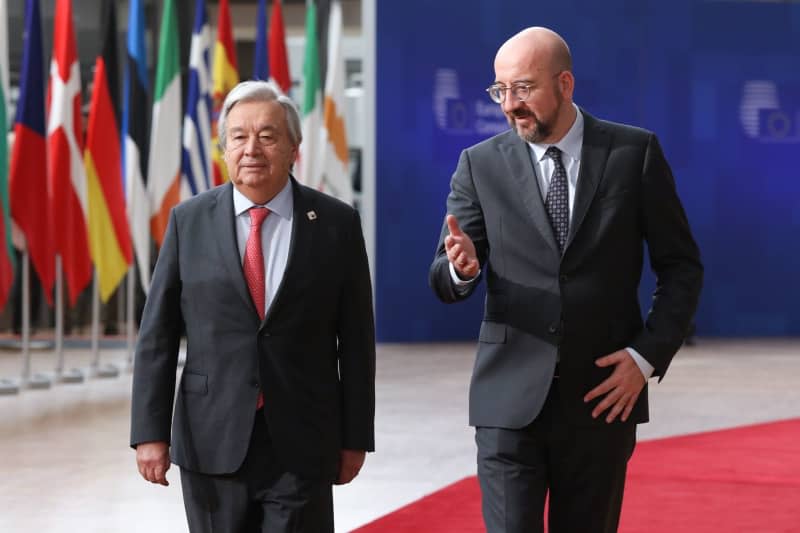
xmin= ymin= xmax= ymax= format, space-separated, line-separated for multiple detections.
xmin=306 ymin=210 xmax=317 ymax=220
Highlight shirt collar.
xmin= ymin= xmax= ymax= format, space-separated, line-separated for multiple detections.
xmin=528 ymin=103 xmax=584 ymax=165
xmin=233 ymin=179 xmax=294 ymax=220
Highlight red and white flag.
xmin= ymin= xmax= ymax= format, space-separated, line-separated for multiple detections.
xmin=269 ymin=0 xmax=291 ymax=94
xmin=47 ymin=0 xmax=91 ymax=305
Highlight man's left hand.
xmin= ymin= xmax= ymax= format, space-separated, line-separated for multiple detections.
xmin=584 ymin=349 xmax=646 ymax=423
xmin=335 ymin=449 xmax=366 ymax=485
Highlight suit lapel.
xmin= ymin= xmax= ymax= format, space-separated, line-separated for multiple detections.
xmin=566 ymin=110 xmax=611 ymax=251
xmin=499 ymin=134 xmax=560 ymax=255
xmin=263 ymin=177 xmax=314 ymax=328
xmin=211 ymin=183 xmax=256 ymax=313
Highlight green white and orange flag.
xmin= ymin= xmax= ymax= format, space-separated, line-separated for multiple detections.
xmin=0 ymin=0 xmax=14 ymax=310
xmin=147 ymin=0 xmax=182 ymax=247
xmin=298 ymin=0 xmax=322 ymax=190
xmin=319 ymin=0 xmax=352 ymax=204
xmin=85 ymin=0 xmax=132 ymax=302
xmin=211 ymin=0 xmax=238 ymax=186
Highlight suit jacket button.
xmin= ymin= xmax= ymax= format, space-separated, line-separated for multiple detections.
xmin=548 ymin=324 xmax=558 ymax=334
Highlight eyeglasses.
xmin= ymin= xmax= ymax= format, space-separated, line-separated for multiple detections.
xmin=485 ymin=83 xmax=534 ymax=104
xmin=486 ymin=73 xmax=564 ymax=104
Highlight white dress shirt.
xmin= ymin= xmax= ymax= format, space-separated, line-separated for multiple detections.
xmin=527 ymin=104 xmax=584 ymax=213
xmin=450 ymin=104 xmax=653 ymax=379
xmin=233 ymin=180 xmax=293 ymax=316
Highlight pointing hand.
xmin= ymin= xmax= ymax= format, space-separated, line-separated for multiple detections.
xmin=445 ymin=215 xmax=479 ymax=279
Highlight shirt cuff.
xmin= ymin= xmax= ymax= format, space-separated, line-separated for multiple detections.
xmin=449 ymin=261 xmax=480 ymax=286
xmin=626 ymin=347 xmax=654 ymax=380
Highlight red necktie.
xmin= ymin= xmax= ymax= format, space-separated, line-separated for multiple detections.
xmin=244 ymin=207 xmax=269 ymax=409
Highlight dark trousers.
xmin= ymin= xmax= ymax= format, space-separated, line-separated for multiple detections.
xmin=476 ymin=377 xmax=636 ymax=533
xmin=180 ymin=412 xmax=334 ymax=533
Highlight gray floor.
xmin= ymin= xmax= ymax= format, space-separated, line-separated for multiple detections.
xmin=1 ymin=338 xmax=798 ymax=532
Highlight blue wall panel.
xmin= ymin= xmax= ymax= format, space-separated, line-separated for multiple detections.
xmin=376 ymin=1 xmax=800 ymax=341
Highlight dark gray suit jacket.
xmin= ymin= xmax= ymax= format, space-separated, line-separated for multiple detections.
xmin=429 ymin=110 xmax=702 ymax=429
xmin=131 ymin=179 xmax=375 ymax=481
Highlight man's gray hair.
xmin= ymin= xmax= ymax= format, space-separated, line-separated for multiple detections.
xmin=217 ymin=80 xmax=302 ymax=150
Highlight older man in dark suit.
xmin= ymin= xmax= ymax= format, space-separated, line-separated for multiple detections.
xmin=429 ymin=27 xmax=702 ymax=533
xmin=131 ymin=80 xmax=375 ymax=533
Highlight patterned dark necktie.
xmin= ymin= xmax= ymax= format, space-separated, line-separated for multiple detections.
xmin=544 ymin=146 xmax=569 ymax=252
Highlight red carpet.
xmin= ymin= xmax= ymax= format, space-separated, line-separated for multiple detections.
xmin=353 ymin=419 xmax=800 ymax=532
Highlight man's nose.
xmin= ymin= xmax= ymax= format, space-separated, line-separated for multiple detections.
xmin=501 ymin=93 xmax=521 ymax=114
xmin=244 ymin=135 xmax=261 ymax=154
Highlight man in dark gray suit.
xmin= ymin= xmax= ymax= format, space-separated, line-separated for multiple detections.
xmin=429 ymin=27 xmax=702 ymax=533
xmin=131 ymin=80 xmax=375 ymax=532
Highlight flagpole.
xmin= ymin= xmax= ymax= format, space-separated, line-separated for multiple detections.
xmin=91 ymin=272 xmax=118 ymax=378
xmin=20 ymin=251 xmax=30 ymax=384
xmin=54 ymin=256 xmax=62 ymax=372
xmin=90 ymin=273 xmax=99 ymax=370
xmin=54 ymin=255 xmax=83 ymax=383
xmin=126 ymin=264 xmax=136 ymax=371
xmin=117 ymin=276 xmax=124 ymax=333
xmin=21 ymin=250 xmax=50 ymax=389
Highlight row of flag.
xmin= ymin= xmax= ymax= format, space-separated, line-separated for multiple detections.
xmin=0 ymin=0 xmax=353 ymax=314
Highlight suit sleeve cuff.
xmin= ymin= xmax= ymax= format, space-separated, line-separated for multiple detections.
xmin=626 ymin=347 xmax=654 ymax=380
xmin=449 ymin=261 xmax=480 ymax=287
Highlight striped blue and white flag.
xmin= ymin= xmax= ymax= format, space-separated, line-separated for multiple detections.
xmin=181 ymin=0 xmax=212 ymax=197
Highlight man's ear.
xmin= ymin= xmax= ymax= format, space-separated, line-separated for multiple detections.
xmin=560 ymin=71 xmax=575 ymax=99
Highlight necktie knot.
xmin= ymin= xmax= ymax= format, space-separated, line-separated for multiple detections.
xmin=249 ymin=207 xmax=269 ymax=228
xmin=545 ymin=145 xmax=563 ymax=163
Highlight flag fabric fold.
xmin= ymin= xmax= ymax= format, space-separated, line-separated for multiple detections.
xmin=299 ymin=0 xmax=322 ymax=191
xmin=47 ymin=0 xmax=92 ymax=306
xmin=269 ymin=0 xmax=291 ymax=94
xmin=211 ymin=0 xmax=239 ymax=186
xmin=10 ymin=0 xmax=53 ymax=305
xmin=147 ymin=0 xmax=182 ymax=248
xmin=85 ymin=0 xmax=132 ymax=302
xmin=320 ymin=0 xmax=353 ymax=204
xmin=123 ymin=0 xmax=151 ymax=291
xmin=0 ymin=0 xmax=14 ymax=310
xmin=181 ymin=0 xmax=212 ymax=198
xmin=253 ymin=0 xmax=268 ymax=81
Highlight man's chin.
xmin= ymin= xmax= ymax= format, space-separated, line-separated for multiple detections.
xmin=516 ymin=125 xmax=541 ymax=144
xmin=239 ymin=172 xmax=268 ymax=183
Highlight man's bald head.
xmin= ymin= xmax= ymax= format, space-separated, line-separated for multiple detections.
xmin=495 ymin=27 xmax=572 ymax=75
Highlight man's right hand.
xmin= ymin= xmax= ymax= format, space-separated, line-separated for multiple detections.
xmin=445 ymin=214 xmax=479 ymax=279
xmin=136 ymin=441 xmax=171 ymax=486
